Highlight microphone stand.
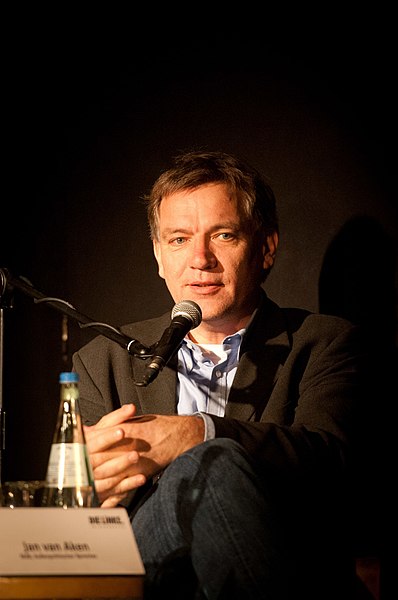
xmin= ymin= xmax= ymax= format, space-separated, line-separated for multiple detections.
xmin=0 ymin=303 xmax=6 ymax=484
xmin=0 ymin=267 xmax=152 ymax=482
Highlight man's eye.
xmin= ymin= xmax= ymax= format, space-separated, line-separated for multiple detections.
xmin=218 ymin=232 xmax=234 ymax=240
xmin=170 ymin=237 xmax=186 ymax=245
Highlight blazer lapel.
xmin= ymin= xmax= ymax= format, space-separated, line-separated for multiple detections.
xmin=123 ymin=311 xmax=179 ymax=416
xmin=131 ymin=354 xmax=178 ymax=415
xmin=226 ymin=295 xmax=291 ymax=421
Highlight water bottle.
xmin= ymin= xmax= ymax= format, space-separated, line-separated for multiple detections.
xmin=43 ymin=371 xmax=98 ymax=508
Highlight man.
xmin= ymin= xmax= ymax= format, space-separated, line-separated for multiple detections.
xmin=73 ymin=150 xmax=371 ymax=599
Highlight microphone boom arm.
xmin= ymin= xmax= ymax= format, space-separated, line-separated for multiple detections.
xmin=0 ymin=268 xmax=151 ymax=358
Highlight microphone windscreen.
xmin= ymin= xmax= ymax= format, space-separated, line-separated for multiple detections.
xmin=171 ymin=300 xmax=202 ymax=328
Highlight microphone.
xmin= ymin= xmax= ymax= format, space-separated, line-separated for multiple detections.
xmin=137 ymin=300 xmax=202 ymax=387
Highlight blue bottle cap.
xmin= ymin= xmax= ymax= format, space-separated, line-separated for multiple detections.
xmin=59 ymin=372 xmax=79 ymax=383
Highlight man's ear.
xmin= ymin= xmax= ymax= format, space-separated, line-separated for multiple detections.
xmin=263 ymin=231 xmax=279 ymax=270
xmin=153 ymin=240 xmax=165 ymax=279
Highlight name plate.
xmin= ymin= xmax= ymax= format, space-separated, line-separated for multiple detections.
xmin=0 ymin=507 xmax=145 ymax=576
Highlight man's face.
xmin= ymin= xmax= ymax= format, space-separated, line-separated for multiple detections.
xmin=153 ymin=183 xmax=277 ymax=334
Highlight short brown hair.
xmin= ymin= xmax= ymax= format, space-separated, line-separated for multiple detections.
xmin=145 ymin=150 xmax=279 ymax=242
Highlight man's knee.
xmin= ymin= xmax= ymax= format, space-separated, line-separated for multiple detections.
xmin=163 ymin=437 xmax=257 ymax=495
xmin=184 ymin=437 xmax=250 ymax=464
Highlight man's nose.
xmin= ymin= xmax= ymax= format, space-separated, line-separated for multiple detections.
xmin=189 ymin=239 xmax=217 ymax=269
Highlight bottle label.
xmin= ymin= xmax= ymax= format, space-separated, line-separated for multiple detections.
xmin=46 ymin=443 xmax=92 ymax=487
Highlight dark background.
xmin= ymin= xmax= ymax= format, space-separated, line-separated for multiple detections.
xmin=0 ymin=15 xmax=396 ymax=488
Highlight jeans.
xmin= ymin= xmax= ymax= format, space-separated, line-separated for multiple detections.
xmin=131 ymin=438 xmax=294 ymax=599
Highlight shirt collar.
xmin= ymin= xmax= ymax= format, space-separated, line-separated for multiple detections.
xmin=180 ymin=329 xmax=245 ymax=373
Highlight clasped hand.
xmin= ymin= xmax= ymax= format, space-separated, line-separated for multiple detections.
xmin=83 ymin=403 xmax=205 ymax=507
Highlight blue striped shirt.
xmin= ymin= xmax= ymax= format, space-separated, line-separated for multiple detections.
xmin=176 ymin=330 xmax=245 ymax=439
